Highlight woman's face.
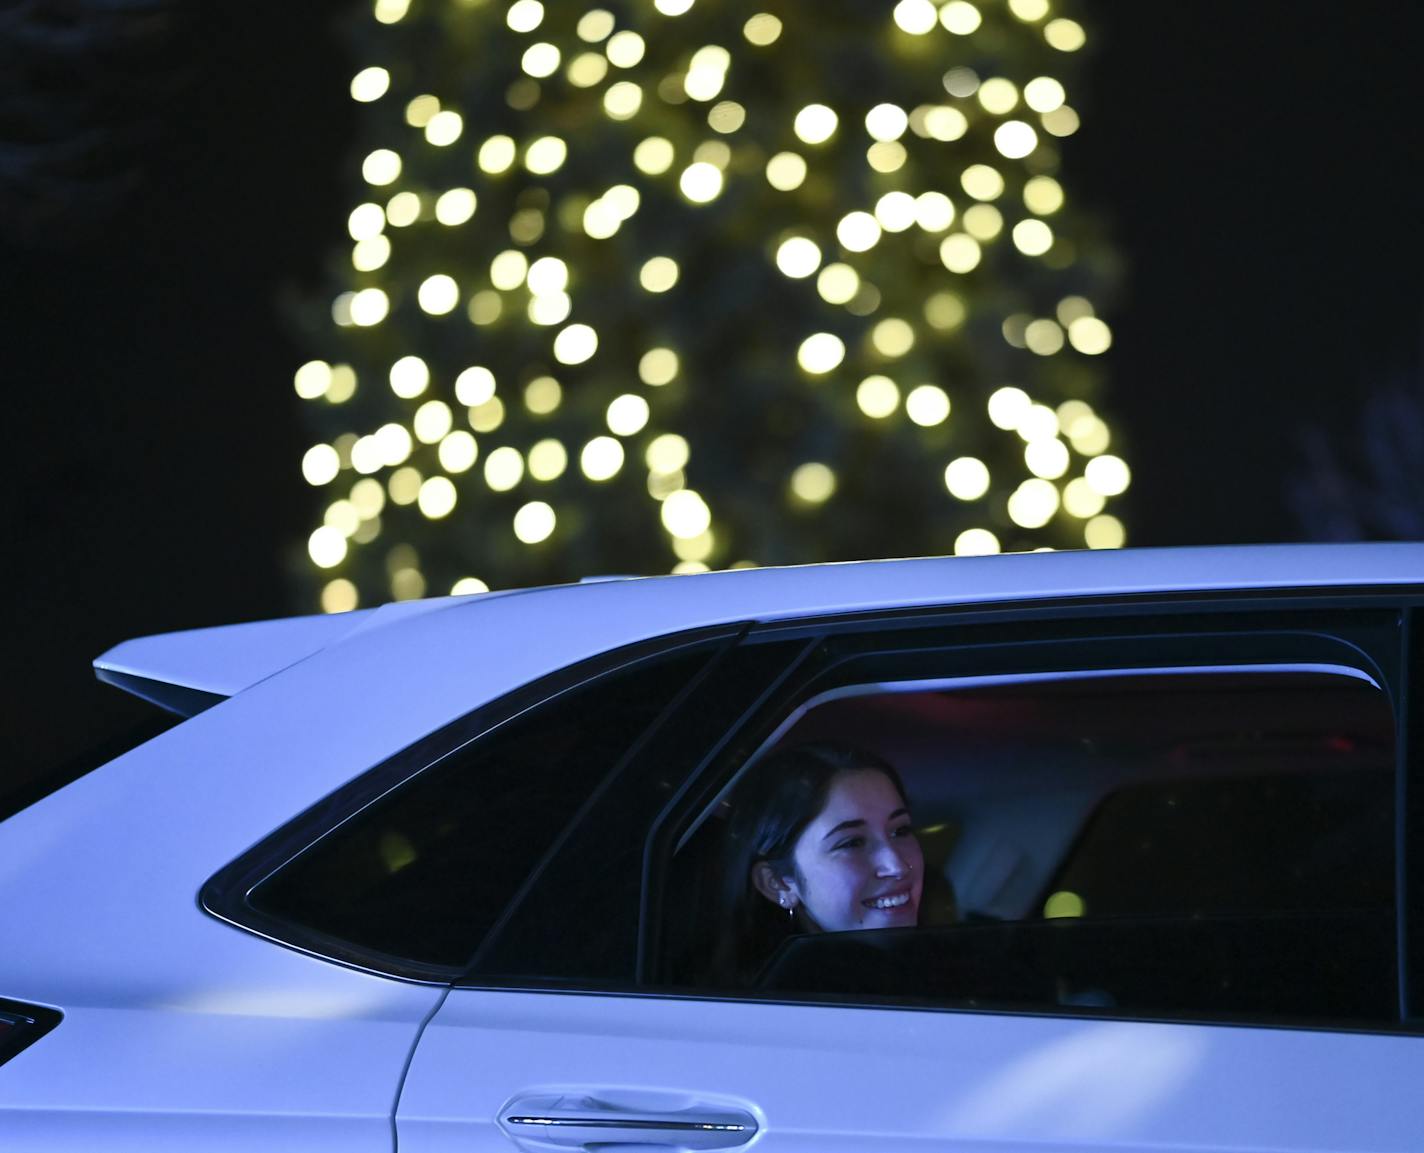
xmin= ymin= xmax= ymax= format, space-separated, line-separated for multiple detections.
xmin=782 ymin=768 xmax=923 ymax=932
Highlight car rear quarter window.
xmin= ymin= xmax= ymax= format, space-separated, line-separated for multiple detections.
xmin=235 ymin=642 xmax=718 ymax=973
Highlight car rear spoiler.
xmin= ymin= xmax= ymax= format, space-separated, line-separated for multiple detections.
xmin=92 ymin=597 xmax=466 ymax=717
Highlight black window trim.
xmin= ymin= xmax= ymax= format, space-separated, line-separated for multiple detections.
xmin=200 ymin=624 xmax=748 ymax=983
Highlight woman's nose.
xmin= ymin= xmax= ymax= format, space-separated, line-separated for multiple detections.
xmin=874 ymin=841 xmax=910 ymax=876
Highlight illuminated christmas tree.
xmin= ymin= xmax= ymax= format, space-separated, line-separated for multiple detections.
xmin=296 ymin=0 xmax=1127 ymax=611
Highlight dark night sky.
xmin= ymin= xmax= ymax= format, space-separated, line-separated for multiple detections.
xmin=4 ymin=1 xmax=1423 ymax=785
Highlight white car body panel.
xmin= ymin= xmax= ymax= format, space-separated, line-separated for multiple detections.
xmin=2 ymin=545 xmax=1421 ymax=1149
xmin=399 ymin=990 xmax=1424 ymax=1152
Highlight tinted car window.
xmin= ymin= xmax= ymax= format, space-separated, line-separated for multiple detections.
xmin=668 ymin=666 xmax=1398 ymax=1027
xmin=247 ymin=647 xmax=711 ymax=969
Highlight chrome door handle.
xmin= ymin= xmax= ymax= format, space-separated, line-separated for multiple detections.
xmin=499 ymin=1093 xmax=758 ymax=1150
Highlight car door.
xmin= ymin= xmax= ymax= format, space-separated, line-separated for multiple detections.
xmin=395 ymin=594 xmax=1424 ymax=1153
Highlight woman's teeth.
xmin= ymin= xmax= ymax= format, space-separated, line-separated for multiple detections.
xmin=865 ymin=893 xmax=909 ymax=909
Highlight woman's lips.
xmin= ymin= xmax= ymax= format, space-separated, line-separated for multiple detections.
xmin=863 ymin=890 xmax=912 ymax=910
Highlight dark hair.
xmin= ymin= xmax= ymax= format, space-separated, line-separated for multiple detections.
xmin=713 ymin=742 xmax=911 ymax=984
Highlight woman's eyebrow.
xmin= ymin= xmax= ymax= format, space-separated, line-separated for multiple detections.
xmin=822 ymin=818 xmax=866 ymax=841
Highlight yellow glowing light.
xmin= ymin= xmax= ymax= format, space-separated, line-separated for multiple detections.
xmin=987 ymin=386 xmax=1030 ymax=430
xmin=607 ymin=394 xmax=651 ymax=436
xmin=490 ymin=249 xmax=528 ymax=291
xmin=856 ymin=375 xmax=900 ymax=418
xmin=414 ymin=476 xmax=455 ymax=520
xmin=1045 ymin=17 xmax=1086 ymax=51
xmin=528 ymin=438 xmax=567 ymax=480
xmin=510 ymin=208 xmax=543 ymax=244
xmin=582 ymin=199 xmax=621 ymax=239
xmin=568 ymin=51 xmax=609 ymax=87
xmin=639 ymin=256 xmax=680 ymax=293
xmin=350 ymin=435 xmax=382 ymax=475
xmin=1024 ymin=175 xmax=1064 ymax=214
xmin=797 ymin=332 xmax=846 ymax=374
xmin=507 ymin=0 xmax=544 ymax=31
xmin=432 ymin=188 xmax=476 ymax=226
xmin=865 ymin=103 xmax=908 ymax=142
xmin=469 ymin=397 xmax=505 ymax=430
xmin=405 ymin=94 xmax=440 ymax=128
xmin=634 ymin=137 xmax=676 ymax=175
xmin=517 ymin=376 xmax=558 ymax=415
xmin=390 ymin=567 xmax=425 ymax=600
xmin=1043 ymin=890 xmax=1085 ymax=920
xmin=940 ymin=1 xmax=982 ymax=34
xmin=693 ymin=140 xmax=732 ymax=169
xmin=646 ymin=434 xmax=690 ymax=473
xmin=963 ymin=203 xmax=1003 ymax=240
xmin=978 ymin=78 xmax=1020 ymax=115
xmin=1069 ymin=316 xmax=1113 ymax=355
xmin=351 ymin=67 xmax=390 ymax=103
xmin=374 ymin=0 xmax=409 ymax=20
xmin=679 ymin=162 xmax=723 ymax=203
xmin=955 ymin=528 xmax=1000 ymax=556
xmin=783 ymin=462 xmax=833 ymax=504
xmin=321 ymin=578 xmax=358 ymax=613
xmin=640 ymin=348 xmax=679 ymax=385
xmin=1085 ymin=454 xmax=1131 ymax=496
xmin=914 ymin=191 xmax=955 ymax=232
xmin=794 ymin=104 xmax=838 ymax=145
xmin=1063 ymin=476 xmax=1105 ymax=518
xmin=386 ymin=190 xmax=420 ymax=227
xmin=553 ymin=323 xmax=598 ymax=365
xmin=527 ymin=293 xmax=567 ymax=326
xmin=1008 ymin=478 xmax=1059 ymax=528
xmin=906 ymin=384 xmax=950 ymax=426
xmin=605 ymin=29 xmax=645 ymax=67
xmin=776 ymin=236 xmax=822 ymax=279
xmin=348 ymin=202 xmax=386 ymax=240
xmin=872 ymin=318 xmax=915 ymax=358
xmin=326 ymin=366 xmax=356 ymax=403
xmin=521 ymin=258 xmax=565 ymax=299
xmin=1025 ymin=319 xmax=1065 ymax=355
xmin=308 ymin=526 xmax=347 ymax=569
xmin=413 ymin=400 xmax=453 ymax=444
xmin=1057 ymin=297 xmax=1094 ymax=327
xmin=924 ymin=106 xmax=969 ymax=141
xmin=672 ymin=530 xmax=715 ymax=563
xmin=468 ymin=291 xmax=501 ymax=325
xmin=994 ymin=120 xmax=1038 ymax=159
xmin=766 ymin=151 xmax=808 ymax=191
xmin=1024 ymin=76 xmax=1066 ymax=113
xmin=484 ymin=446 xmax=525 ymax=491
xmin=295 ymin=361 xmax=332 ymax=400
xmin=866 ymin=142 xmax=907 ymax=173
xmin=893 ymin=0 xmax=937 ymax=34
xmin=1068 ymin=415 xmax=1110 ymax=456
xmin=837 ymin=211 xmax=881 ymax=252
xmin=522 ymin=42 xmax=561 ymax=78
xmin=418 ymin=274 xmax=459 ymax=315
xmin=925 ymin=291 xmax=966 ymax=329
xmin=451 ymin=576 xmax=490 ymax=596
xmin=302 ymin=444 xmax=340 ymax=486
xmin=577 ymin=8 xmax=614 ymax=40
xmin=744 ymin=13 xmax=782 ymax=44
xmin=1014 ymin=219 xmax=1056 ymax=256
xmin=1019 ymin=402 xmax=1060 ymax=441
xmin=362 ymin=149 xmax=401 ymax=187
xmin=1009 ymin=0 xmax=1050 ymax=21
xmin=331 ymin=292 xmax=355 ymax=326
xmin=661 ymin=489 xmax=711 ymax=537
xmin=425 ymin=110 xmax=463 ymax=146
xmin=511 ymin=501 xmax=555 ymax=543
xmin=350 ymin=288 xmax=389 ymax=326
xmin=1042 ymin=106 xmax=1080 ymax=137
xmin=944 ymin=457 xmax=990 ymax=500
xmin=1025 ymin=438 xmax=1070 ymax=479
xmin=648 ymin=469 xmax=685 ymax=500
xmin=438 ymin=430 xmax=478 ymax=473
xmin=708 ymin=101 xmax=746 ymax=134
xmin=939 ymin=233 xmax=982 ymax=273
xmin=1086 ymin=514 xmax=1126 ymax=549
xmin=655 ymin=0 xmax=695 ymax=13
xmin=874 ymin=191 xmax=917 ymax=233
xmin=517 ymin=137 xmax=564 ymax=176
xmin=375 ymin=422 xmax=414 ymax=467
xmin=478 ymin=135 xmax=517 ymax=173
xmin=816 ymin=263 xmax=860 ymax=304
xmin=454 ymin=366 xmax=496 ymax=406
xmin=581 ymin=436 xmax=625 ymax=481
xmin=961 ymin=164 xmax=1005 ymax=201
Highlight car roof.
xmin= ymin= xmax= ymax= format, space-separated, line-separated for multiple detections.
xmin=94 ymin=543 xmax=1424 ymax=708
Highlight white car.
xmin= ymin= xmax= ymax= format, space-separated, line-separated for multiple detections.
xmin=3 ymin=544 xmax=1423 ymax=1152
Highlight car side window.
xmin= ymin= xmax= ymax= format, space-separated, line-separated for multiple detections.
xmin=655 ymin=619 xmax=1402 ymax=1029
xmin=238 ymin=642 xmax=717 ymax=973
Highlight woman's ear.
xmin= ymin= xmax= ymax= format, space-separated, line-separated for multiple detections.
xmin=751 ymin=861 xmax=798 ymax=909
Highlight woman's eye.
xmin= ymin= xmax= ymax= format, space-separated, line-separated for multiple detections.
xmin=833 ymin=836 xmax=865 ymax=851
xmin=891 ymin=824 xmax=915 ymax=838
